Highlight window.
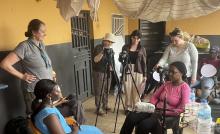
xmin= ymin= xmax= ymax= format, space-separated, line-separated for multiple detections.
xmin=71 ymin=11 xmax=90 ymax=48
xmin=112 ymin=14 xmax=124 ymax=36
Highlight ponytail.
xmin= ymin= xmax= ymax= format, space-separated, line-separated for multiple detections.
xmin=31 ymin=99 xmax=43 ymax=123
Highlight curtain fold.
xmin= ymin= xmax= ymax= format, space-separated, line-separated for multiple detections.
xmin=57 ymin=0 xmax=83 ymax=21
xmin=87 ymin=0 xmax=100 ymax=21
xmin=57 ymin=0 xmax=100 ymax=21
xmin=113 ymin=0 xmax=220 ymax=22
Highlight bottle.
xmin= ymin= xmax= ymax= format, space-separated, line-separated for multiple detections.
xmin=190 ymin=88 xmax=196 ymax=102
xmin=197 ymin=99 xmax=212 ymax=134
xmin=189 ymin=88 xmax=198 ymax=115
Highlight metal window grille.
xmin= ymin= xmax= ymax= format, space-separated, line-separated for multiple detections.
xmin=71 ymin=11 xmax=90 ymax=48
xmin=112 ymin=14 xmax=124 ymax=36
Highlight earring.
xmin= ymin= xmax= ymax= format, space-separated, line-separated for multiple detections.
xmin=49 ymin=97 xmax=53 ymax=107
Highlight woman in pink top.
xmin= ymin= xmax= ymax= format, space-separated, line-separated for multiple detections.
xmin=120 ymin=61 xmax=190 ymax=134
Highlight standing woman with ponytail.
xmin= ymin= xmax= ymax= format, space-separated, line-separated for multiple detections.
xmin=156 ymin=28 xmax=198 ymax=84
xmin=0 ymin=19 xmax=55 ymax=116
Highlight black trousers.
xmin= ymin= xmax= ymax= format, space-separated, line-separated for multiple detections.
xmin=120 ymin=112 xmax=180 ymax=134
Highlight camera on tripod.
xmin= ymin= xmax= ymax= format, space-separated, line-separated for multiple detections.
xmin=118 ymin=50 xmax=129 ymax=65
xmin=154 ymin=66 xmax=168 ymax=83
xmin=103 ymin=48 xmax=114 ymax=58
xmin=103 ymin=47 xmax=114 ymax=64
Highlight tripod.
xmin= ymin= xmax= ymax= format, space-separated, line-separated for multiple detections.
xmin=94 ymin=51 xmax=127 ymax=130
xmin=112 ymin=60 xmax=142 ymax=132
xmin=94 ymin=57 xmax=112 ymax=126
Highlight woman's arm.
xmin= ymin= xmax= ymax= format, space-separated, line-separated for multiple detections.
xmin=44 ymin=114 xmax=68 ymax=134
xmin=150 ymin=83 xmax=166 ymax=105
xmin=157 ymin=45 xmax=170 ymax=67
xmin=189 ymin=43 xmax=198 ymax=83
xmin=0 ymin=52 xmax=36 ymax=83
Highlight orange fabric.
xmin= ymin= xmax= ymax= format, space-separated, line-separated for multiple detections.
xmin=65 ymin=116 xmax=78 ymax=126
xmin=28 ymin=119 xmax=41 ymax=134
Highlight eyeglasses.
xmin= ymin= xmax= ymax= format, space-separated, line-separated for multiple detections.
xmin=131 ymin=36 xmax=140 ymax=40
xmin=168 ymin=70 xmax=180 ymax=75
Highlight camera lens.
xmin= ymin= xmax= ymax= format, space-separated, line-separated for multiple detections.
xmin=119 ymin=51 xmax=129 ymax=64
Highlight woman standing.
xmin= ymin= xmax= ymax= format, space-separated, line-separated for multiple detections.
xmin=122 ymin=30 xmax=147 ymax=113
xmin=0 ymin=19 xmax=54 ymax=115
xmin=156 ymin=28 xmax=198 ymax=84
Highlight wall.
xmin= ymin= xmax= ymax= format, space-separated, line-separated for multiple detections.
xmin=91 ymin=0 xmax=128 ymax=39
xmin=166 ymin=10 xmax=220 ymax=35
xmin=0 ymin=0 xmax=137 ymax=133
xmin=0 ymin=0 xmax=137 ymax=50
xmin=0 ymin=0 xmax=71 ymax=51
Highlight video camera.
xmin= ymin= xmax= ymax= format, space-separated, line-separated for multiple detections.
xmin=103 ymin=48 xmax=114 ymax=64
xmin=103 ymin=48 xmax=114 ymax=58
xmin=118 ymin=50 xmax=129 ymax=65
xmin=154 ymin=66 xmax=169 ymax=83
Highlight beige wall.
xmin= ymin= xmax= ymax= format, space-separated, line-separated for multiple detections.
xmin=91 ymin=0 xmax=129 ymax=39
xmin=0 ymin=0 xmax=71 ymax=50
xmin=166 ymin=10 xmax=220 ymax=35
xmin=0 ymin=0 xmax=140 ymax=51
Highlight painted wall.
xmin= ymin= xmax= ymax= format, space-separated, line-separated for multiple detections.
xmin=128 ymin=18 xmax=139 ymax=34
xmin=0 ymin=0 xmax=71 ymax=51
xmin=0 ymin=0 xmax=136 ymax=51
xmin=91 ymin=0 xmax=129 ymax=39
xmin=166 ymin=10 xmax=220 ymax=35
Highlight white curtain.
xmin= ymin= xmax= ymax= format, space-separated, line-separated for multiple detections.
xmin=57 ymin=0 xmax=100 ymax=21
xmin=113 ymin=0 xmax=220 ymax=22
xmin=56 ymin=0 xmax=84 ymax=21
xmin=87 ymin=0 xmax=100 ymax=21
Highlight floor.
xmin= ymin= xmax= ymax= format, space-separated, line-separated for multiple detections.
xmin=82 ymin=94 xmax=196 ymax=134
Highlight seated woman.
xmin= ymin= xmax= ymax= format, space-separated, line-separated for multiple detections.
xmin=31 ymin=79 xmax=103 ymax=134
xmin=120 ymin=61 xmax=190 ymax=134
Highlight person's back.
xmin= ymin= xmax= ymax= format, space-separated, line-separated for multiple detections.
xmin=34 ymin=107 xmax=72 ymax=134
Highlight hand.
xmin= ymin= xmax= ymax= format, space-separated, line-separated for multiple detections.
xmin=52 ymin=97 xmax=69 ymax=107
xmin=153 ymin=64 xmax=160 ymax=70
xmin=22 ymin=73 xmax=37 ymax=83
xmin=191 ymin=79 xmax=196 ymax=84
xmin=94 ymin=51 xmax=104 ymax=63
xmin=52 ymin=70 xmax=56 ymax=82
xmin=142 ymin=77 xmax=147 ymax=83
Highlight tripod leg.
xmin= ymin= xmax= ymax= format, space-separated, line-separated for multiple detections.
xmin=113 ymin=92 xmax=119 ymax=113
xmin=118 ymin=87 xmax=125 ymax=111
xmin=113 ymin=88 xmax=125 ymax=113
xmin=95 ymin=71 xmax=106 ymax=126
xmin=127 ymin=66 xmax=141 ymax=99
xmin=113 ymin=91 xmax=122 ymax=133
xmin=112 ymin=63 xmax=126 ymax=112
xmin=104 ymin=72 xmax=111 ymax=114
